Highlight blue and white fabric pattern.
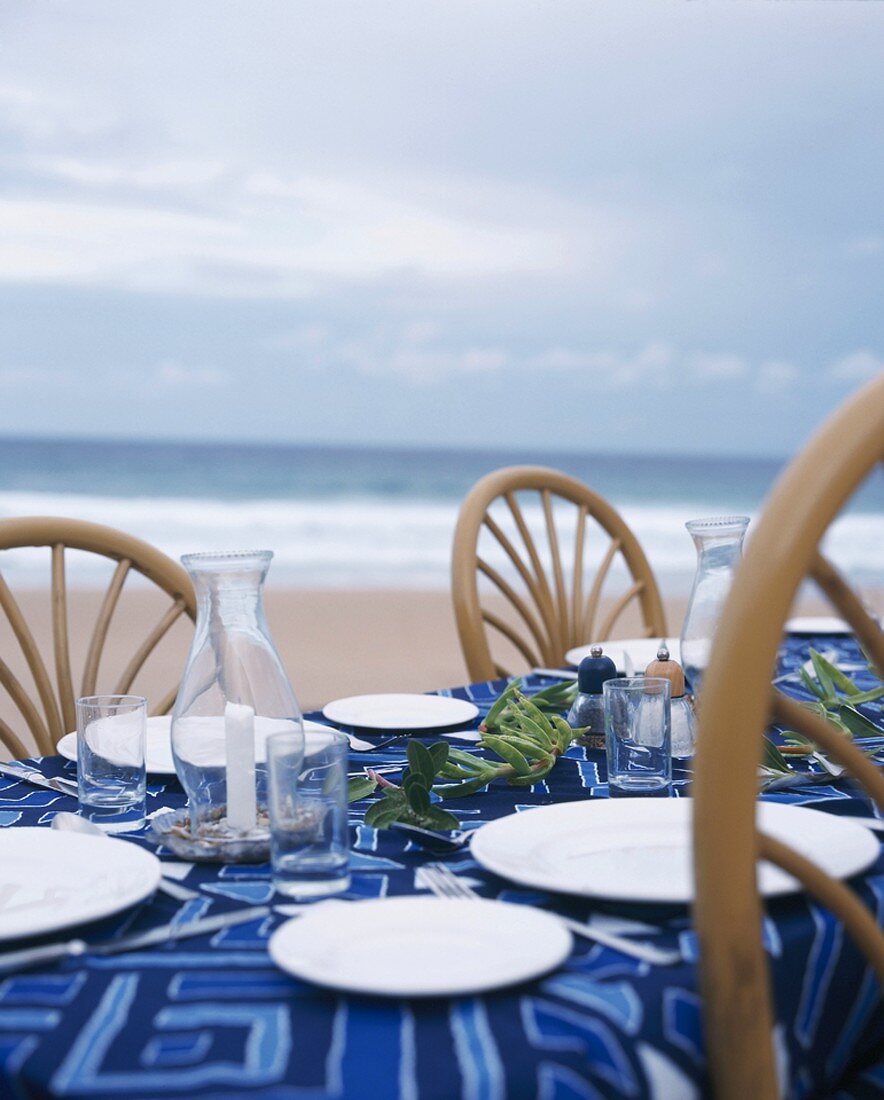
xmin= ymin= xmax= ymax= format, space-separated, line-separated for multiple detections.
xmin=0 ymin=633 xmax=881 ymax=1098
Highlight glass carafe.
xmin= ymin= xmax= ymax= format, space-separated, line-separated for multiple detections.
xmin=171 ymin=551 xmax=303 ymax=856
xmin=680 ymin=516 xmax=749 ymax=696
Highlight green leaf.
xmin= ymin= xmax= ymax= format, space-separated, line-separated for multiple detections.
xmin=414 ymin=805 xmax=460 ymax=831
xmin=483 ymin=679 xmax=521 ymax=729
xmin=838 ymin=705 xmax=882 ymax=739
xmin=480 ymin=734 xmax=532 ymax=776
xmin=508 ymin=709 xmax=554 ymax=751
xmin=500 ymin=733 xmax=553 ymax=762
xmin=427 ymin=742 xmax=450 ymax=772
xmin=550 ymin=715 xmax=577 ymax=753
xmin=819 ymin=656 xmax=864 ymax=698
xmin=809 ymin=649 xmax=837 ymax=700
xmin=761 ymin=736 xmax=792 ymax=775
xmin=437 ymin=762 xmax=479 ymax=780
xmin=347 ymin=775 xmax=379 ymax=802
xmin=845 ymin=685 xmax=884 ymax=706
xmin=407 ymin=740 xmax=438 ymax=787
xmin=514 ymin=691 xmax=555 ymax=733
xmin=799 ymin=666 xmax=825 ymax=699
xmin=434 ymin=775 xmax=493 ymax=799
xmin=406 ymin=782 xmax=431 ymax=814
xmin=364 ymin=800 xmax=406 ymax=828
xmin=508 ymin=762 xmax=553 ymax=786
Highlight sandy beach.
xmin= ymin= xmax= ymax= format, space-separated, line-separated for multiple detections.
xmin=0 ymin=582 xmax=848 ymax=755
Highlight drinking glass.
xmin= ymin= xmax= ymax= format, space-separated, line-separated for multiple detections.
xmin=603 ymin=677 xmax=672 ymax=796
xmin=267 ymin=728 xmax=350 ymax=899
xmin=76 ymin=694 xmax=147 ymax=832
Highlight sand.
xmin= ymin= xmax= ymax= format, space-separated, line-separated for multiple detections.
xmin=0 ymin=583 xmax=844 ymax=756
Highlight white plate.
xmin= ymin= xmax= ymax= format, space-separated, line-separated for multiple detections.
xmin=268 ymin=896 xmax=571 ymax=996
xmin=786 ymin=616 xmax=852 ymax=636
xmin=57 ymin=717 xmax=335 ymax=775
xmin=471 ymin=799 xmax=879 ymax=904
xmin=0 ymin=828 xmax=161 ymax=942
xmin=322 ymin=693 xmax=479 ymax=731
xmin=565 ymin=637 xmax=676 ymax=673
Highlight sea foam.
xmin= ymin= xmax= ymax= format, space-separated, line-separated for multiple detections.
xmin=0 ymin=489 xmax=880 ymax=592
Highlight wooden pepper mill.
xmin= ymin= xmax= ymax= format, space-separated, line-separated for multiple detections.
xmin=644 ymin=643 xmax=696 ymax=759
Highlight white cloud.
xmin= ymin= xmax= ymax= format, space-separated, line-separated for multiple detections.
xmin=156 ymin=361 xmax=228 ymax=387
xmin=688 ymin=352 xmax=749 ymax=382
xmin=845 ymin=235 xmax=883 ymax=258
xmin=828 ymin=349 xmax=884 ymax=382
xmin=756 ymin=359 xmax=800 ymax=394
xmin=0 ymin=162 xmax=582 ymax=296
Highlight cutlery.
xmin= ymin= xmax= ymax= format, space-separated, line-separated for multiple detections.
xmin=422 ymin=862 xmax=682 ymax=966
xmin=346 ymin=733 xmax=408 ymax=752
xmin=391 ymin=821 xmax=473 ymax=853
xmin=0 ymin=905 xmax=271 ymax=977
xmin=51 ymin=812 xmax=200 ymax=902
xmin=0 ymin=762 xmax=78 ymax=797
xmin=531 ymin=668 xmax=578 ymax=680
xmin=761 ymin=763 xmax=882 ymax=792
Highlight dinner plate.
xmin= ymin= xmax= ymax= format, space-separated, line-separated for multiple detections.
xmin=565 ymin=637 xmax=677 ymax=673
xmin=57 ymin=717 xmax=336 ymax=775
xmin=268 ymin=896 xmax=571 ymax=996
xmin=785 ymin=616 xmax=853 ymax=636
xmin=322 ymin=693 xmax=479 ymax=731
xmin=0 ymin=828 xmax=161 ymax=942
xmin=471 ymin=799 xmax=879 ymax=904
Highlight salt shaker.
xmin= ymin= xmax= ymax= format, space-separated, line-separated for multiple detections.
xmin=645 ymin=644 xmax=696 ymax=759
xmin=567 ymin=645 xmax=617 ymax=750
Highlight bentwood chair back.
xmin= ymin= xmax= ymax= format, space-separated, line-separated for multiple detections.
xmin=0 ymin=517 xmax=196 ymax=759
xmin=692 ymin=373 xmax=884 ymax=1099
xmin=451 ymin=466 xmax=667 ymax=681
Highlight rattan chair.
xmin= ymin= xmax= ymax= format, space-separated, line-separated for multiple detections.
xmin=451 ymin=466 xmax=667 ymax=681
xmin=692 ymin=373 xmax=884 ymax=1099
xmin=0 ymin=517 xmax=196 ymax=759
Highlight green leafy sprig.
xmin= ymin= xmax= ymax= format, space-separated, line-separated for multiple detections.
xmin=347 ymin=685 xmax=586 ymax=830
xmin=761 ymin=647 xmax=883 ymax=781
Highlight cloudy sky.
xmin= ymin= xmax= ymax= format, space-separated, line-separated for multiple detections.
xmin=0 ymin=1 xmax=881 ymax=457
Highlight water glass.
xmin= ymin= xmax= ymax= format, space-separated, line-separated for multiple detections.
xmin=603 ymin=677 xmax=672 ymax=796
xmin=267 ymin=728 xmax=350 ymax=899
xmin=76 ymin=695 xmax=147 ymax=832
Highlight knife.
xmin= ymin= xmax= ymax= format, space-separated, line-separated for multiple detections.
xmin=0 ymin=762 xmax=78 ymax=797
xmin=0 ymin=905 xmax=271 ymax=976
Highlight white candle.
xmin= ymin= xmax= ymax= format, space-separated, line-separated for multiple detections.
xmin=225 ymin=701 xmax=257 ymax=831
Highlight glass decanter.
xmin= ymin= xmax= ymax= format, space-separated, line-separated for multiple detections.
xmin=171 ymin=551 xmax=303 ymax=858
xmin=679 ymin=516 xmax=750 ymax=697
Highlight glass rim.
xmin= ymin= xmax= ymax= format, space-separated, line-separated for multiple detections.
xmin=603 ymin=676 xmax=671 ymax=691
xmin=685 ymin=515 xmax=750 ymax=532
xmin=76 ymin=694 xmax=147 ymax=710
xmin=181 ymin=550 xmax=273 ymax=570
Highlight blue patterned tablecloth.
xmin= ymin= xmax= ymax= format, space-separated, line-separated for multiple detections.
xmin=0 ymin=634 xmax=882 ymax=1100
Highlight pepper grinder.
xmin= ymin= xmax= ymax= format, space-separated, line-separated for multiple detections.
xmin=567 ymin=645 xmax=617 ymax=750
xmin=645 ymin=643 xmax=696 ymax=759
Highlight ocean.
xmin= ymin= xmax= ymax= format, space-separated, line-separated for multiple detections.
xmin=0 ymin=436 xmax=881 ymax=591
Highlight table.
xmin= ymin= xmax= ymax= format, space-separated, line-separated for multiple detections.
xmin=0 ymin=633 xmax=881 ymax=1099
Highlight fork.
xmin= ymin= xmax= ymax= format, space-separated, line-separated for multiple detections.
xmin=422 ymin=862 xmax=682 ymax=966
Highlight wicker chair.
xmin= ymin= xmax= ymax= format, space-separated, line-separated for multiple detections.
xmin=692 ymin=373 xmax=884 ymax=1098
xmin=0 ymin=517 xmax=196 ymax=758
xmin=451 ymin=466 xmax=667 ymax=681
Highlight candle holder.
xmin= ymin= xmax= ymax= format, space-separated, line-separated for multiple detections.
xmin=162 ymin=551 xmax=304 ymax=863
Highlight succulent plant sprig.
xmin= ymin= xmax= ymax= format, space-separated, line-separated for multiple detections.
xmin=347 ymin=685 xmax=586 ymax=828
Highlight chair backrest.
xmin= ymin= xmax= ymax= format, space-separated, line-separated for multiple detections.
xmin=692 ymin=374 xmax=884 ymax=1099
xmin=451 ymin=465 xmax=667 ymax=681
xmin=0 ymin=517 xmax=196 ymax=759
